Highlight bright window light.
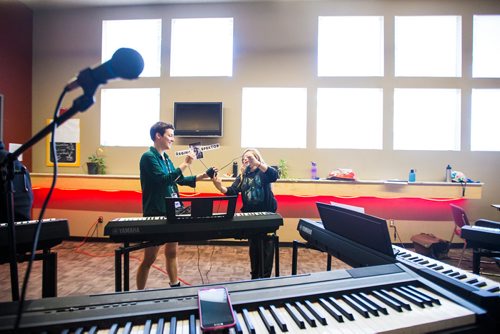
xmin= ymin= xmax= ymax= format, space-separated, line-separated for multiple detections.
xmin=318 ymin=16 xmax=384 ymax=77
xmin=100 ymin=88 xmax=160 ymax=147
xmin=393 ymin=89 xmax=461 ymax=150
xmin=241 ymin=88 xmax=307 ymax=148
xmin=395 ymin=16 xmax=461 ymax=77
xmin=317 ymin=88 xmax=383 ymax=149
xmin=170 ymin=18 xmax=233 ymax=77
xmin=102 ymin=19 xmax=162 ymax=77
xmin=473 ymin=15 xmax=500 ymax=78
xmin=471 ymin=89 xmax=500 ymax=151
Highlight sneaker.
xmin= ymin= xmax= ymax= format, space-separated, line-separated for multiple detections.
xmin=169 ymin=281 xmax=181 ymax=288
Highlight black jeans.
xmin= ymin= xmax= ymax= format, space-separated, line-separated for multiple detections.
xmin=249 ymin=235 xmax=275 ymax=279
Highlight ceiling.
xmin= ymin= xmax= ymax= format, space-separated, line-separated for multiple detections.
xmin=19 ymin=0 xmax=286 ymax=10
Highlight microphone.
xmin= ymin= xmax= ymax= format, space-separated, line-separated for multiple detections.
xmin=65 ymin=48 xmax=144 ymax=93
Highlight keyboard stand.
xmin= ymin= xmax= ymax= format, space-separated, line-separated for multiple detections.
xmin=291 ymin=240 xmax=332 ymax=275
xmin=3 ymin=250 xmax=58 ymax=298
xmin=114 ymin=236 xmax=280 ymax=292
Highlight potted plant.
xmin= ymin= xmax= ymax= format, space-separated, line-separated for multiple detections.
xmin=278 ymin=159 xmax=288 ymax=179
xmin=87 ymin=148 xmax=106 ymax=175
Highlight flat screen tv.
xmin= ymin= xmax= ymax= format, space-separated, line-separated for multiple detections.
xmin=174 ymin=102 xmax=223 ymax=137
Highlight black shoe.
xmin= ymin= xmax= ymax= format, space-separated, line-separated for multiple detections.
xmin=169 ymin=281 xmax=181 ymax=288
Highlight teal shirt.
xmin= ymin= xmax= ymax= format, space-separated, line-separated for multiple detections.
xmin=140 ymin=147 xmax=196 ymax=216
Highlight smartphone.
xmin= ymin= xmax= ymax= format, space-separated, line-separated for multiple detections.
xmin=198 ymin=287 xmax=236 ymax=332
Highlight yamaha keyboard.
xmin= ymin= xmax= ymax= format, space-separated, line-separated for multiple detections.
xmin=0 ymin=264 xmax=491 ymax=333
xmin=0 ymin=218 xmax=69 ymax=258
xmin=105 ymin=212 xmax=283 ymax=243
xmin=461 ymin=225 xmax=500 ymax=251
xmin=297 ymin=219 xmax=500 ymax=313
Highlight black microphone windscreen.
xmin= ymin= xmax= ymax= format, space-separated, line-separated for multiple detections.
xmin=110 ymin=48 xmax=145 ymax=80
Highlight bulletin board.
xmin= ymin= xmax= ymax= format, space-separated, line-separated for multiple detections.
xmin=46 ymin=118 xmax=81 ymax=166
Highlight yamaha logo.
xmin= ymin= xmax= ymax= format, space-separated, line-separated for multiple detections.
xmin=115 ymin=227 xmax=140 ymax=234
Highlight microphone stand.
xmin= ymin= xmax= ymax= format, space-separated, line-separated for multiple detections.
xmin=0 ymin=92 xmax=95 ymax=301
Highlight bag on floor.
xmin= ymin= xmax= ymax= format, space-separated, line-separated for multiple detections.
xmin=410 ymin=233 xmax=449 ymax=260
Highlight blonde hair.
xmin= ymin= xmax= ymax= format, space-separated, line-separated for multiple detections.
xmin=239 ymin=148 xmax=265 ymax=187
xmin=241 ymin=148 xmax=265 ymax=164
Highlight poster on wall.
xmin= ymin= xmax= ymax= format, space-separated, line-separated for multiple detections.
xmin=45 ymin=118 xmax=80 ymax=166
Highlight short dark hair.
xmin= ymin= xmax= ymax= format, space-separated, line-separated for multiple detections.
xmin=150 ymin=121 xmax=174 ymax=141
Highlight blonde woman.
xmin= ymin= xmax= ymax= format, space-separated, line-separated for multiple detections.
xmin=212 ymin=148 xmax=279 ymax=278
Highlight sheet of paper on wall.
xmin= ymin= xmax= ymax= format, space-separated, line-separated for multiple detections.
xmin=9 ymin=143 xmax=22 ymax=161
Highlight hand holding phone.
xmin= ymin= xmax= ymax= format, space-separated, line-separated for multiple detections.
xmin=198 ymin=287 xmax=236 ymax=332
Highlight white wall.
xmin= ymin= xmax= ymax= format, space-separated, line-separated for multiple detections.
xmin=30 ymin=0 xmax=500 ymax=221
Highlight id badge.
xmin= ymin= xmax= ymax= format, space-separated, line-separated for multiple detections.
xmin=170 ymin=192 xmax=181 ymax=209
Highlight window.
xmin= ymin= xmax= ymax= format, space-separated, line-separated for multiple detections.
xmin=102 ymin=19 xmax=162 ymax=77
xmin=471 ymin=89 xmax=500 ymax=151
xmin=473 ymin=15 xmax=500 ymax=78
xmin=395 ymin=16 xmax=461 ymax=77
xmin=170 ymin=18 xmax=233 ymax=77
xmin=393 ymin=88 xmax=461 ymax=150
xmin=318 ymin=16 xmax=384 ymax=77
xmin=241 ymin=88 xmax=307 ymax=148
xmin=100 ymin=88 xmax=160 ymax=147
xmin=317 ymin=88 xmax=383 ymax=149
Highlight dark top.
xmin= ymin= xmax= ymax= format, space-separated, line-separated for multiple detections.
xmin=140 ymin=147 xmax=196 ymax=216
xmin=0 ymin=142 xmax=33 ymax=222
xmin=225 ymin=166 xmax=278 ymax=213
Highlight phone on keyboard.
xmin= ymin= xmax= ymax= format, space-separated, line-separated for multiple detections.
xmin=198 ymin=287 xmax=236 ymax=332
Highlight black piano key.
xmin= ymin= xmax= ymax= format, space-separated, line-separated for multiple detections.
xmin=143 ymin=319 xmax=152 ymax=334
xmin=318 ymin=298 xmax=344 ymax=322
xmin=380 ymin=289 xmax=411 ymax=310
xmin=156 ymin=317 xmax=165 ymax=334
xmin=342 ymin=294 xmax=370 ymax=318
xmin=442 ymin=269 xmax=453 ymax=274
xmin=426 ymin=263 xmax=438 ymax=268
xmin=465 ymin=278 xmax=478 ymax=284
xmin=87 ymin=326 xmax=98 ymax=334
xmin=294 ymin=301 xmax=317 ymax=327
xmin=474 ymin=281 xmax=487 ymax=288
xmin=392 ymin=287 xmax=425 ymax=308
xmin=407 ymin=285 xmax=441 ymax=305
xmin=269 ymin=305 xmax=288 ymax=332
xmin=284 ymin=302 xmax=306 ymax=329
xmin=109 ymin=323 xmax=119 ymax=334
xmin=419 ymin=260 xmax=429 ymax=265
xmin=327 ymin=297 xmax=355 ymax=321
xmin=448 ymin=271 xmax=460 ymax=278
xmin=487 ymin=286 xmax=500 ymax=293
xmin=400 ymin=286 xmax=434 ymax=306
xmin=242 ymin=308 xmax=256 ymax=334
xmin=359 ymin=292 xmax=388 ymax=315
xmin=73 ymin=328 xmax=84 ymax=334
xmin=122 ymin=321 xmax=133 ymax=334
xmin=433 ymin=265 xmax=444 ymax=271
xmin=408 ymin=256 xmax=419 ymax=261
xmin=60 ymin=329 xmax=70 ymax=334
xmin=400 ymin=253 xmax=412 ymax=258
xmin=189 ymin=314 xmax=196 ymax=334
xmin=258 ymin=306 xmax=276 ymax=334
xmin=372 ymin=290 xmax=402 ymax=312
xmin=169 ymin=316 xmax=177 ymax=334
xmin=304 ymin=300 xmax=328 ymax=325
xmin=456 ymin=274 xmax=467 ymax=280
xmin=233 ymin=309 xmax=244 ymax=334
xmin=350 ymin=293 xmax=379 ymax=316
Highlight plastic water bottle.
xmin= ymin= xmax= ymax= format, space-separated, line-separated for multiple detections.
xmin=408 ymin=169 xmax=416 ymax=182
xmin=311 ymin=162 xmax=318 ymax=179
xmin=445 ymin=165 xmax=452 ymax=182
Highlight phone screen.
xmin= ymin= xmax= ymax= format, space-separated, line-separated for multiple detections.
xmin=198 ymin=287 xmax=235 ymax=330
